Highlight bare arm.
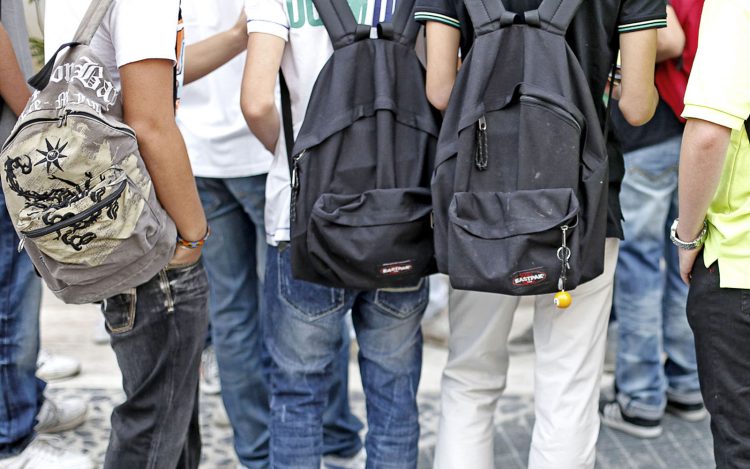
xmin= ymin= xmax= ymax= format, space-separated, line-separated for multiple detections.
xmin=183 ymin=11 xmax=248 ymax=85
xmin=656 ymin=5 xmax=685 ymax=63
xmin=120 ymin=59 xmax=207 ymax=262
xmin=618 ymin=28 xmax=659 ymax=126
xmin=0 ymin=23 xmax=31 ymax=116
xmin=677 ymin=119 xmax=730 ymax=235
xmin=240 ymin=32 xmax=285 ymax=152
xmin=424 ymin=22 xmax=461 ymax=112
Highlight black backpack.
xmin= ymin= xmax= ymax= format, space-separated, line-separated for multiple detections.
xmin=432 ymin=0 xmax=608 ymax=295
xmin=287 ymin=0 xmax=440 ymax=289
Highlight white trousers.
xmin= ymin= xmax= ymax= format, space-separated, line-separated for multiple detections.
xmin=434 ymin=239 xmax=620 ymax=469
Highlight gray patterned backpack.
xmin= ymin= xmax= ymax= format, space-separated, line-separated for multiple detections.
xmin=0 ymin=0 xmax=176 ymax=304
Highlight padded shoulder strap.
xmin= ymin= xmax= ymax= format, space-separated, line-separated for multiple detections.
xmin=465 ymin=0 xmax=582 ymax=35
xmin=73 ymin=0 xmax=115 ymax=45
xmin=313 ymin=0 xmax=371 ymax=50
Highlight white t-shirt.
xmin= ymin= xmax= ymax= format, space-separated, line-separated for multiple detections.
xmin=44 ymin=0 xmax=89 ymax=62
xmin=245 ymin=0 xmax=394 ymax=245
xmin=177 ymin=0 xmax=272 ymax=178
xmin=89 ymin=0 xmax=181 ymax=91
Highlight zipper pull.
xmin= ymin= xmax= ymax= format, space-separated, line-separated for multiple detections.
xmin=475 ymin=116 xmax=488 ymax=171
xmin=57 ymin=110 xmax=71 ymax=127
xmin=290 ymin=151 xmax=305 ymax=222
xmin=17 ymin=235 xmax=26 ymax=252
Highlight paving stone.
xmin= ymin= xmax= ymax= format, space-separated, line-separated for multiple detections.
xmin=46 ymin=388 xmax=713 ymax=468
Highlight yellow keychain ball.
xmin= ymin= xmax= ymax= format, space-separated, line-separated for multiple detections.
xmin=554 ymin=291 xmax=572 ymax=309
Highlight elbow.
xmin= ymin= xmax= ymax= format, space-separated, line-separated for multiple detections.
xmin=426 ymin=83 xmax=451 ymax=112
xmin=618 ymin=87 xmax=658 ymax=127
xmin=241 ymin=93 xmax=276 ymax=128
xmin=686 ymin=119 xmax=732 ymax=155
xmin=129 ymin=117 xmax=173 ymax=148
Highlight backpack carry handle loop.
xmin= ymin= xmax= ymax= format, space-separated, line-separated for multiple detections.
xmin=27 ymin=0 xmax=114 ymax=91
xmin=313 ymin=0 xmax=420 ymax=48
xmin=465 ymin=0 xmax=582 ymax=36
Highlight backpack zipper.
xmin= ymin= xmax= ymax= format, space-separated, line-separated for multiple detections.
xmin=475 ymin=116 xmax=488 ymax=171
xmin=2 ymin=110 xmax=136 ymax=152
xmin=290 ymin=150 xmax=306 ymax=222
xmin=19 ymin=179 xmax=127 ymax=241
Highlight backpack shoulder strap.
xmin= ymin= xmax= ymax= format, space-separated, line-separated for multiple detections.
xmin=534 ymin=0 xmax=583 ymax=35
xmin=464 ymin=0 xmax=582 ymax=36
xmin=378 ymin=0 xmax=420 ymax=46
xmin=72 ymin=0 xmax=116 ymax=45
xmin=312 ymin=0 xmax=371 ymax=50
xmin=28 ymin=0 xmax=115 ymax=90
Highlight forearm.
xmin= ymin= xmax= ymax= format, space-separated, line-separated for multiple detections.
xmin=677 ymin=119 xmax=731 ymax=240
xmin=0 ymin=24 xmax=31 ymax=116
xmin=135 ymin=123 xmax=207 ymax=240
xmin=184 ymin=26 xmax=246 ymax=85
xmin=240 ymin=32 xmax=285 ymax=152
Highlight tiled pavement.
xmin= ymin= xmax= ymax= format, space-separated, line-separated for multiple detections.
xmin=47 ymin=387 xmax=713 ymax=469
xmin=41 ymin=292 xmax=714 ymax=468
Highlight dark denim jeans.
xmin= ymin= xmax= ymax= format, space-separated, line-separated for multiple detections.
xmin=264 ymin=244 xmax=426 ymax=469
xmin=196 ymin=176 xmax=362 ymax=468
xmin=688 ymin=257 xmax=750 ymax=468
xmin=101 ymin=261 xmax=209 ymax=469
xmin=0 ymin=194 xmax=44 ymax=459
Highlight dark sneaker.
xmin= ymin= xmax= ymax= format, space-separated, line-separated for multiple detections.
xmin=599 ymin=401 xmax=663 ymax=438
xmin=666 ymin=399 xmax=708 ymax=422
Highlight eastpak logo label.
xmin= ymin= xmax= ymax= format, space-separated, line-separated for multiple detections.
xmin=512 ymin=269 xmax=548 ymax=287
xmin=378 ymin=260 xmax=415 ymax=277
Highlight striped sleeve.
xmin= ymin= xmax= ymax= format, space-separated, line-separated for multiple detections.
xmin=618 ymin=0 xmax=668 ymax=33
xmin=618 ymin=17 xmax=668 ymax=33
xmin=414 ymin=10 xmax=460 ymax=28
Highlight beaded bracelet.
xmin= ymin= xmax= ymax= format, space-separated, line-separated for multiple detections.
xmin=176 ymin=225 xmax=210 ymax=249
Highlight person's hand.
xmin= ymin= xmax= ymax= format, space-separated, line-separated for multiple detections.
xmin=169 ymin=244 xmax=203 ymax=268
xmin=678 ymin=247 xmax=701 ymax=285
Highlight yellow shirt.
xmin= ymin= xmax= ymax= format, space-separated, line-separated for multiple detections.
xmin=682 ymin=0 xmax=750 ymax=289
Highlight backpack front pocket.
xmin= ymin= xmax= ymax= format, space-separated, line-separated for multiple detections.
xmin=17 ymin=169 xmax=157 ymax=283
xmin=304 ymin=187 xmax=435 ymax=289
xmin=447 ymin=188 xmax=581 ymax=295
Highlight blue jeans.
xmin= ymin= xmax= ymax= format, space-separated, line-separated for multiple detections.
xmin=102 ymin=262 xmax=209 ymax=468
xmin=0 ymin=194 xmax=43 ymax=459
xmin=614 ymin=135 xmax=701 ymax=420
xmin=196 ymin=176 xmax=362 ymax=468
xmin=264 ymin=244 xmax=426 ymax=469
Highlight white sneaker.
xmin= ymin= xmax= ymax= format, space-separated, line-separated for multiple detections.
xmin=35 ymin=397 xmax=88 ymax=434
xmin=322 ymin=448 xmax=366 ymax=469
xmin=200 ymin=346 xmax=221 ymax=395
xmin=599 ymin=401 xmax=662 ymax=439
xmin=36 ymin=350 xmax=81 ymax=381
xmin=0 ymin=435 xmax=93 ymax=469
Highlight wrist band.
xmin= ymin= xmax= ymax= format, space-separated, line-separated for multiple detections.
xmin=176 ymin=225 xmax=210 ymax=249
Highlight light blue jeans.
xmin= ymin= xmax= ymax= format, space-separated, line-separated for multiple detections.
xmin=263 ymin=244 xmax=426 ymax=469
xmin=196 ymin=176 xmax=362 ymax=468
xmin=614 ymin=135 xmax=702 ymax=420
xmin=0 ymin=193 xmax=43 ymax=458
